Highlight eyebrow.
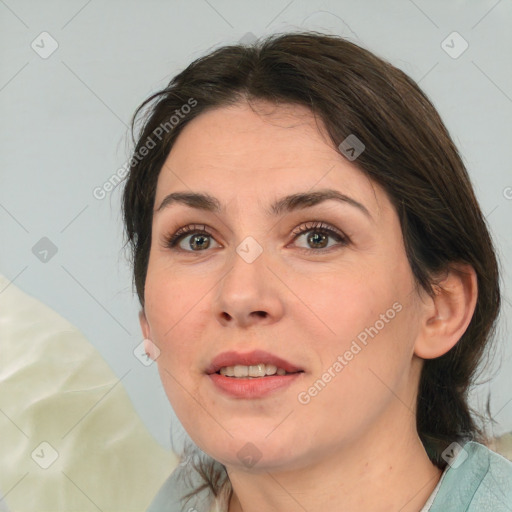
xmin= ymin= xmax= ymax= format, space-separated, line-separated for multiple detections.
xmin=155 ymin=188 xmax=371 ymax=219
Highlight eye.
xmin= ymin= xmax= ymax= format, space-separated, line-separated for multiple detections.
xmin=163 ymin=221 xmax=349 ymax=254
xmin=163 ymin=224 xmax=219 ymax=252
xmin=290 ymin=221 xmax=349 ymax=252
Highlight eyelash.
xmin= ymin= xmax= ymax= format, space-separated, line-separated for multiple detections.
xmin=163 ymin=221 xmax=349 ymax=254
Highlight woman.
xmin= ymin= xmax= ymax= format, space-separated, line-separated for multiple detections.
xmin=121 ymin=32 xmax=512 ymax=511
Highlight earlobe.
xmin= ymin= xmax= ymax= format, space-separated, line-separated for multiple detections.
xmin=143 ymin=337 xmax=161 ymax=361
xmin=414 ymin=263 xmax=478 ymax=359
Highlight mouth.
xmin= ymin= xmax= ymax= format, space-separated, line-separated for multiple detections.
xmin=205 ymin=349 xmax=304 ymax=376
xmin=205 ymin=350 xmax=304 ymax=399
xmin=216 ymin=363 xmax=301 ymax=378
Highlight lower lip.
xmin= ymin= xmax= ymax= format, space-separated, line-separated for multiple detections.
xmin=208 ymin=372 xmax=302 ymax=398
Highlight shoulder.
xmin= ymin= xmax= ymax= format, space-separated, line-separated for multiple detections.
xmin=431 ymin=441 xmax=512 ymax=511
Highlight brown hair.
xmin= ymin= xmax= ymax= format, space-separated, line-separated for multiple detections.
xmin=121 ymin=31 xmax=501 ymax=502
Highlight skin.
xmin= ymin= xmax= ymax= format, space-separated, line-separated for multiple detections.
xmin=139 ymin=100 xmax=478 ymax=511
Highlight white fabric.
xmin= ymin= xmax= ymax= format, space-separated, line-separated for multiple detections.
xmin=0 ymin=274 xmax=178 ymax=511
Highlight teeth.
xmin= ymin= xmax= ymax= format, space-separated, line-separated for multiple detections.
xmin=264 ymin=364 xmax=278 ymax=376
xmin=234 ymin=365 xmax=248 ymax=378
xmin=219 ymin=363 xmax=290 ymax=378
xmin=249 ymin=364 xmax=266 ymax=377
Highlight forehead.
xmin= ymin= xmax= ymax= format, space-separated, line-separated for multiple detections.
xmin=154 ymin=101 xmax=385 ymax=218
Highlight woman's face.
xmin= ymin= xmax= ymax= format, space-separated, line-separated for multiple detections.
xmin=140 ymin=100 xmax=427 ymax=471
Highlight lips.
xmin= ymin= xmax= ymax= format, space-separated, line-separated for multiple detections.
xmin=205 ymin=349 xmax=304 ymax=375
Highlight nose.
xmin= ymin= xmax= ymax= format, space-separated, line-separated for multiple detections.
xmin=213 ymin=245 xmax=285 ymax=329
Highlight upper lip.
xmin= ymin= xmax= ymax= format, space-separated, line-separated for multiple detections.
xmin=205 ymin=350 xmax=304 ymax=375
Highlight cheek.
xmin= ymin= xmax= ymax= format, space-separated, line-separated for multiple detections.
xmin=298 ymin=260 xmax=417 ymax=393
xmin=144 ymin=268 xmax=200 ymax=367
xmin=291 ymin=263 xmax=397 ymax=349
xmin=297 ymin=306 xmax=416 ymax=443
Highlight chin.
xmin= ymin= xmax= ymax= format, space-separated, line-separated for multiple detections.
xmin=201 ymin=436 xmax=299 ymax=472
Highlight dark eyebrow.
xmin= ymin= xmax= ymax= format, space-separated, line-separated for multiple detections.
xmin=268 ymin=189 xmax=371 ymax=218
xmin=155 ymin=188 xmax=371 ymax=219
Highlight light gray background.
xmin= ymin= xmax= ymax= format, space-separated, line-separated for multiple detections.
xmin=1 ymin=0 xmax=511 ymax=453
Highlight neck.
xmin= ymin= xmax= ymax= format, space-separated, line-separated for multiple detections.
xmin=226 ymin=407 xmax=442 ymax=512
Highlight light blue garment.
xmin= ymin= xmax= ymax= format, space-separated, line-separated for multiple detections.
xmin=427 ymin=441 xmax=512 ymax=511
xmin=148 ymin=441 xmax=512 ymax=511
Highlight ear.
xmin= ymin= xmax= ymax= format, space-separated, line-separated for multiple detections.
xmin=139 ymin=309 xmax=160 ymax=361
xmin=414 ymin=263 xmax=478 ymax=359
xmin=139 ymin=309 xmax=151 ymax=339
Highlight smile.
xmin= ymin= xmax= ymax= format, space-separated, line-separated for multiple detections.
xmin=205 ymin=349 xmax=305 ymax=398
xmin=219 ymin=363 xmax=293 ymax=378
